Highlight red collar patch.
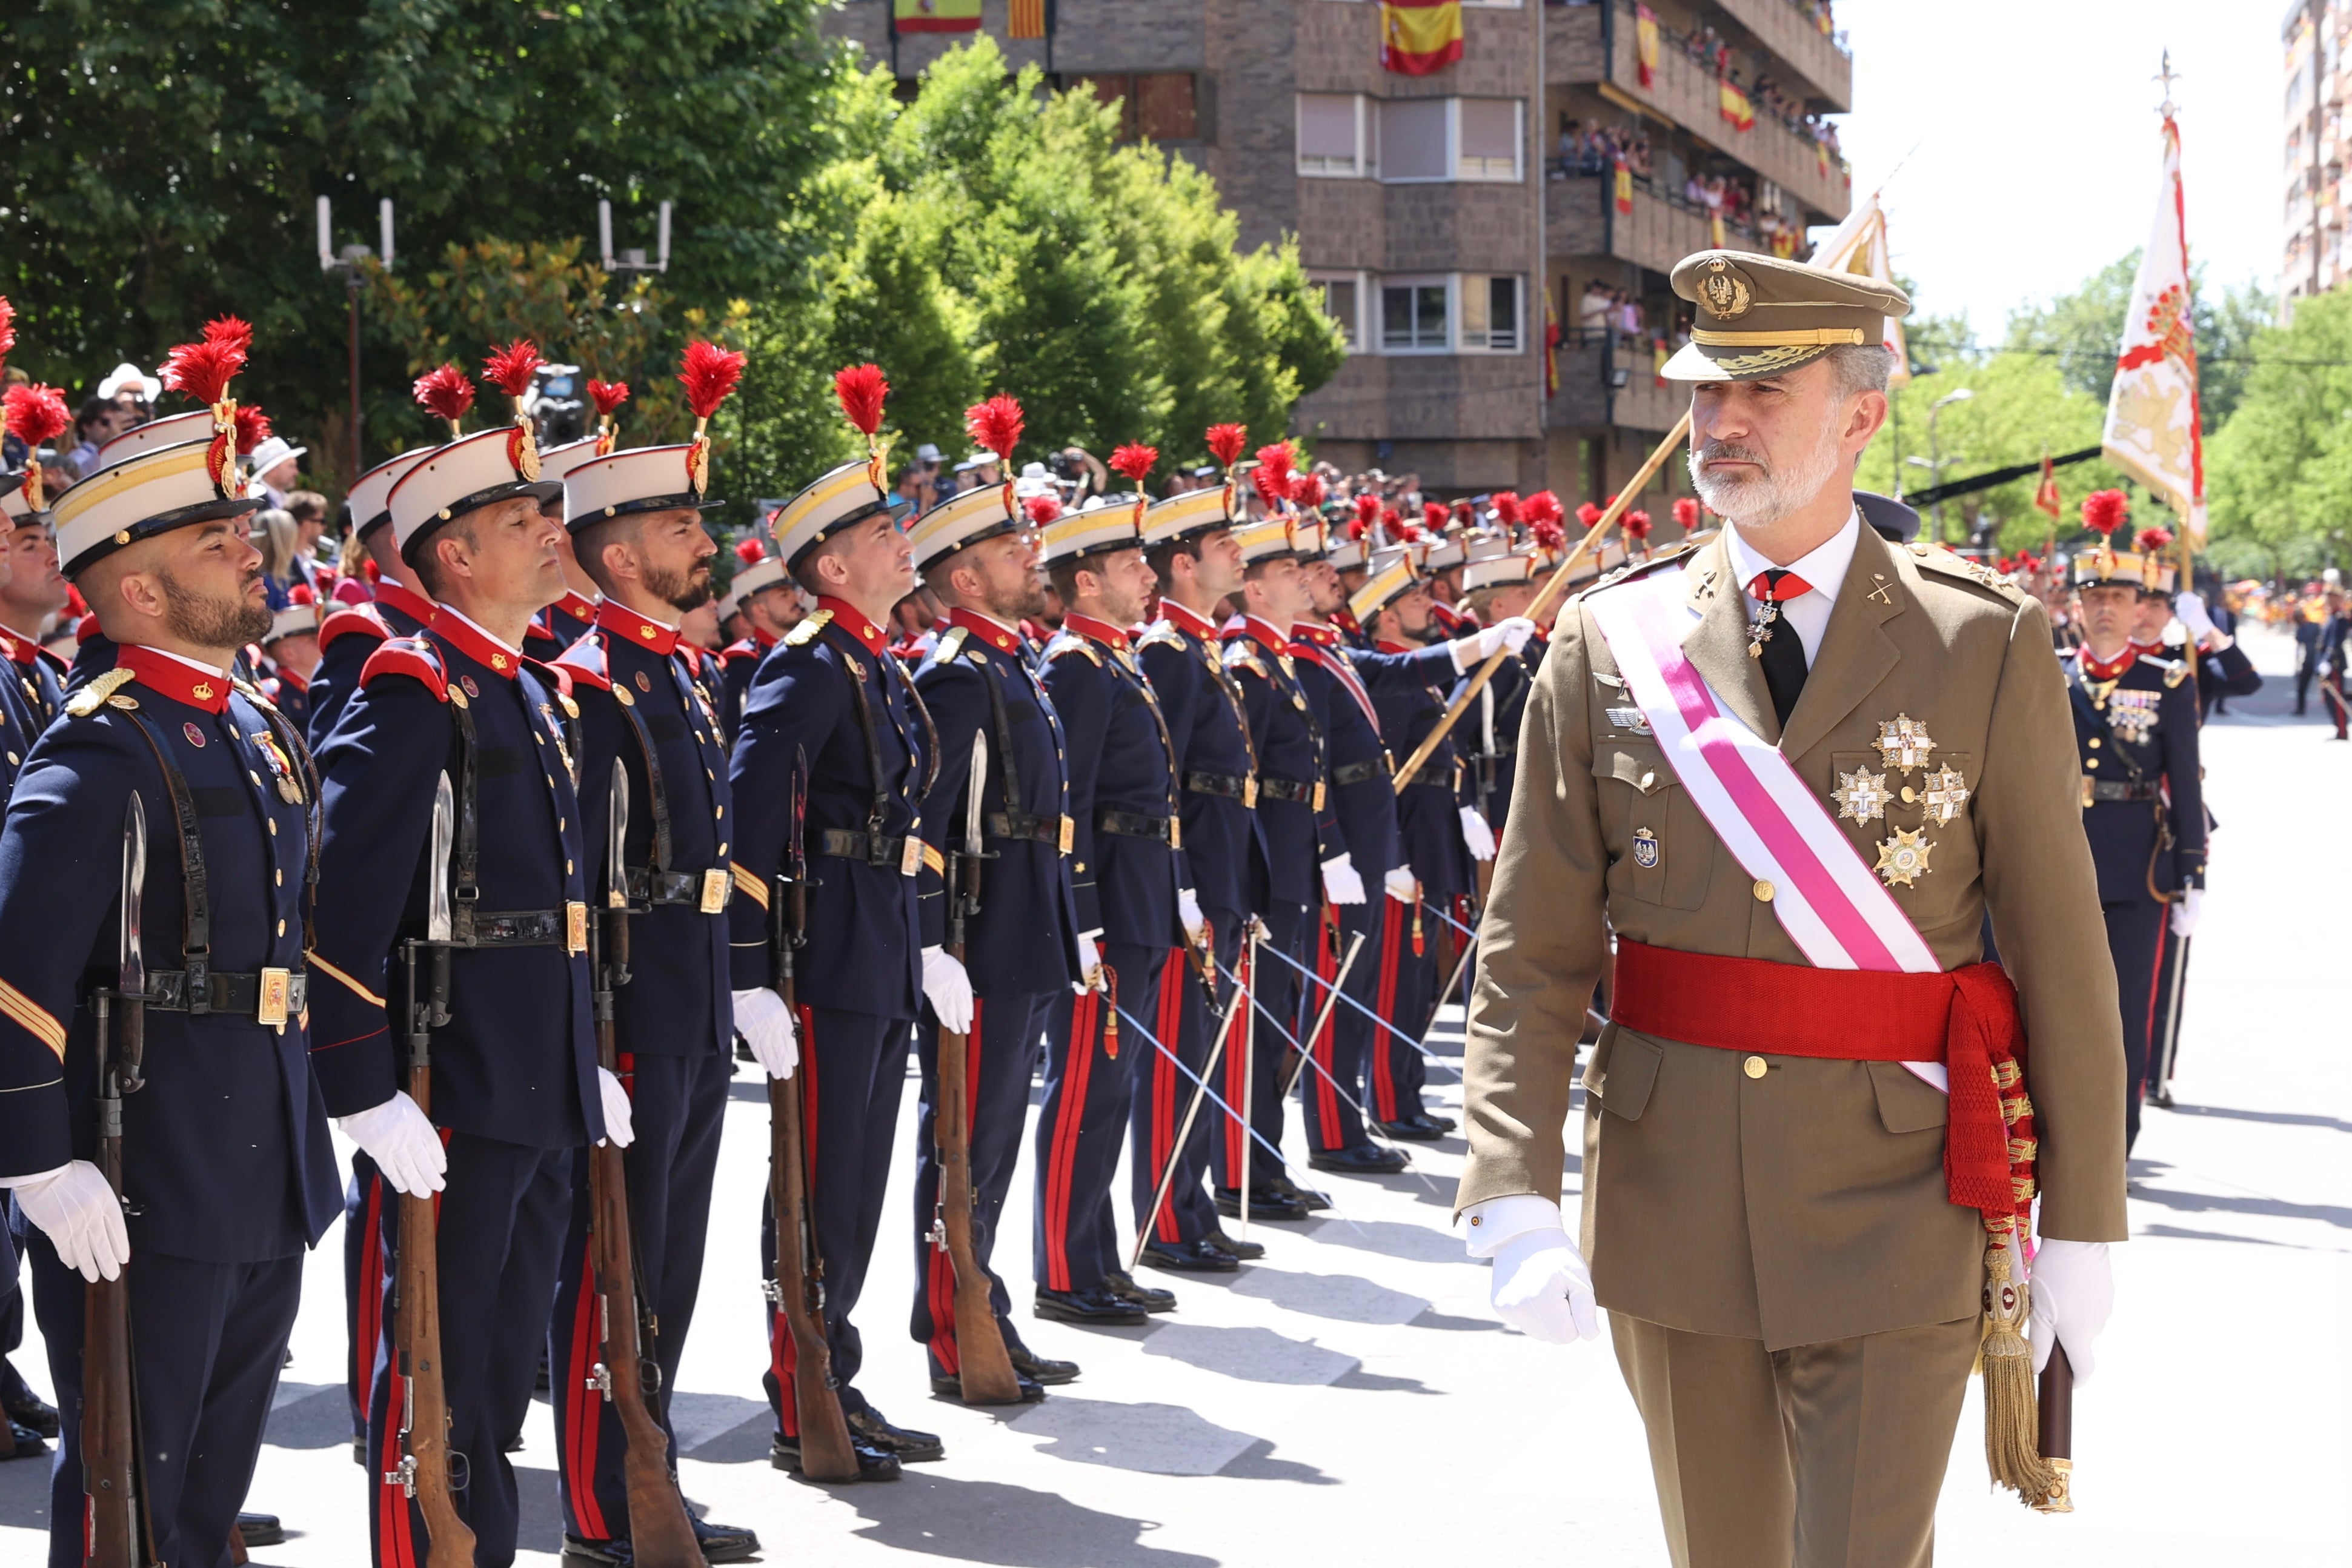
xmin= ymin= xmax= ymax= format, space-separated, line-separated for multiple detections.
xmin=946 ymin=608 xmax=1024 ymax=655
xmin=1062 ymin=612 xmax=1130 ymax=652
xmin=118 ymin=644 xmax=231 ymax=713
xmin=2080 ymin=646 xmax=2137 ymax=682
xmin=1158 ymin=598 xmax=1217 ymax=639
xmin=374 ymin=581 xmax=438 ymax=628
xmin=1290 ymin=620 xmax=1339 ymax=648
xmin=0 ymin=626 xmax=40 ymax=666
xmin=557 ymin=590 xmax=601 ymax=624
xmin=1239 ymin=615 xmax=1289 ymax=654
xmin=433 ymin=611 xmax=524 ymax=679
xmin=816 ymin=596 xmax=888 ymax=656
xmin=596 ymin=598 xmax=680 ymax=657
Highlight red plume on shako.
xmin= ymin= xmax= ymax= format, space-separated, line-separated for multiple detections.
xmin=1110 ymin=442 xmax=1158 ymax=528
xmin=1251 ymin=443 xmax=1295 ymax=513
xmin=160 ymin=322 xmax=248 ymax=498
xmin=678 ymin=341 xmax=746 ymax=496
xmin=1204 ymin=423 xmax=1247 ymax=473
xmin=2 ymin=381 xmax=70 ymax=510
xmin=480 ymin=339 xmax=545 ymax=481
xmin=413 ymin=364 xmax=475 ymax=438
xmin=966 ymin=393 xmax=1025 ymax=516
xmin=832 ymin=362 xmax=891 ymax=491
xmin=586 ymin=379 xmax=631 ymax=454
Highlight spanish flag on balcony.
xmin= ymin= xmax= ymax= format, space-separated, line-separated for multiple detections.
xmin=1544 ymin=289 xmax=1561 ymax=397
xmin=1613 ymin=155 xmax=1633 ymax=215
xmin=1718 ymin=76 xmax=1755 ymax=133
xmin=1635 ymin=4 xmax=1661 ymax=88
xmin=893 ymin=0 xmax=982 ymax=33
xmin=1381 ymin=1 xmax=1463 ymax=76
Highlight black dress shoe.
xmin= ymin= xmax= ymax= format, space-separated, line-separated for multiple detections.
xmin=2151 ymin=1084 xmax=2176 ymax=1109
xmin=1309 ymin=1143 xmax=1410 ymax=1174
xmin=693 ymin=1517 xmax=762 ymax=1562
xmin=352 ymin=1437 xmax=367 ymax=1467
xmin=1009 ymin=1344 xmax=1081 ymax=1384
xmin=562 ymin=1535 xmax=632 ymax=1566
xmin=1 ymin=1385 xmax=58 ymax=1440
xmin=1 ymin=1421 xmax=48 ymax=1459
xmin=1271 ymin=1175 xmax=1332 ymax=1211
xmin=1140 ymin=1238 xmax=1241 ymax=1273
xmin=1420 ymin=1110 xmax=1458 ymax=1131
xmin=236 ymin=1511 xmax=285 ymax=1546
xmin=1103 ymin=1269 xmax=1177 ymax=1313
xmin=929 ymin=1370 xmax=1047 ymax=1403
xmin=846 ymin=1405 xmax=945 ymax=1463
xmin=771 ymin=1433 xmax=902 ymax=1481
xmin=1214 ymin=1185 xmax=1312 ymax=1221
xmin=1375 ymin=1117 xmax=1443 ymax=1141
xmin=1034 ymin=1284 xmax=1149 ymax=1325
xmin=1204 ymin=1227 xmax=1264 ymax=1260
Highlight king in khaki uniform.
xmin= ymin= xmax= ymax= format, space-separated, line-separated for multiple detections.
xmin=1457 ymin=251 xmax=2129 ymax=1568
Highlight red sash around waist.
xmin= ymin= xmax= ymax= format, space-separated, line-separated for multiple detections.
xmin=1609 ymin=939 xmax=2035 ymax=1226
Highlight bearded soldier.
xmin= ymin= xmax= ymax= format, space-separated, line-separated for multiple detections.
xmin=1458 ymin=253 xmax=2127 ymax=1568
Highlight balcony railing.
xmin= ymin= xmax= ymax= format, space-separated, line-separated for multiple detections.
xmin=1546 ymin=327 xmax=1693 ymax=436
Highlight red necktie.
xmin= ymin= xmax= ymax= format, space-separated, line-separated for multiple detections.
xmin=1747 ymin=570 xmax=1815 ymax=603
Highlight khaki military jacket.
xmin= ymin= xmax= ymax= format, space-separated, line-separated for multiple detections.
xmin=1458 ymin=523 xmax=2128 ymax=1350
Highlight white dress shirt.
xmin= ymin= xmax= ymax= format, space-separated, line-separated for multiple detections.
xmin=1720 ymin=507 xmax=1861 ymax=669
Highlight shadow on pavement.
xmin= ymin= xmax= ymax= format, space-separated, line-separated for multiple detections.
xmin=2139 ymin=1223 xmax=2331 ymax=1251
xmin=845 ymin=1473 xmax=1220 ymax=1565
xmin=1300 ymin=1217 xmax=1461 ymax=1263
xmin=1011 ymin=1397 xmax=1259 ymax=1475
xmin=0 ymin=1444 xmax=52 ymax=1532
xmin=2162 ymin=1102 xmax=2352 ymax=1134
xmin=1226 ymin=1270 xmax=1428 ymax=1325
xmin=2129 ymin=1185 xmax=2352 ymax=1230
xmin=1217 ymin=1438 xmax=1337 ymax=1484
xmin=1140 ymin=1323 xmax=1357 ymax=1386
xmin=1407 ymin=1307 xmax=1503 ymax=1332
xmin=262 ymin=1381 xmax=352 ymax=1450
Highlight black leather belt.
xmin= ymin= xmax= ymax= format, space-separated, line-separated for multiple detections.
xmin=1097 ymin=809 xmax=1178 ymax=846
xmin=467 ymin=908 xmax=579 ymax=948
xmin=988 ymin=811 xmax=1072 ymax=851
xmin=1330 ymin=755 xmax=1392 ymax=788
xmin=1184 ymin=769 xmax=1256 ymax=805
xmin=625 ymin=865 xmax=735 ymax=912
xmin=819 ymin=828 xmax=938 ymax=877
xmin=145 ymin=968 xmax=308 ymax=1024
xmin=1257 ymin=776 xmax=1318 ymax=805
xmin=2084 ymin=780 xmax=2159 ymax=803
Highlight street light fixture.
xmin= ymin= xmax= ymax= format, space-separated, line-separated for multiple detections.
xmin=599 ymin=200 xmax=673 ymax=276
xmin=318 ymin=196 xmax=396 ymax=496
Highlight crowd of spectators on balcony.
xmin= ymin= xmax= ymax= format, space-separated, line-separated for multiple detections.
xmin=1555 ymin=118 xmax=1652 ymax=179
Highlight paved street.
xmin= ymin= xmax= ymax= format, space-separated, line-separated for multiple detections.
xmin=2 ymin=623 xmax=2345 ymax=1567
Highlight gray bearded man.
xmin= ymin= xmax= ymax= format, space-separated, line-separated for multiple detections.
xmin=1456 ymin=252 xmax=2128 ymax=1568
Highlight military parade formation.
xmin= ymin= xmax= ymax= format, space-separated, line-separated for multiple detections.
xmin=0 ymin=243 xmax=2267 ymax=1568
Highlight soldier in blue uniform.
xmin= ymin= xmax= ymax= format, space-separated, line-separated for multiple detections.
xmin=902 ymin=463 xmax=1086 ymax=1392
xmin=304 ymin=447 xmax=436 ymax=749
xmin=308 ymin=411 xmax=621 ymax=1568
xmin=257 ymin=587 xmax=322 ymax=734
xmin=717 ymin=540 xmax=798 ymax=739
xmin=1135 ymin=482 xmax=1263 ymax=1268
xmin=0 ymin=465 xmax=71 ymax=721
xmin=727 ymin=405 xmax=942 ymax=1479
xmin=545 ymin=425 xmax=765 ymax=1563
xmin=1452 ymin=533 xmax=1572 ymax=839
xmin=524 ymin=436 xmax=610 ymax=656
xmin=2067 ymin=537 xmax=2204 ymax=1154
xmin=0 ymin=430 xmax=340 ymax=1568
xmin=1032 ymin=495 xmax=1189 ymax=1320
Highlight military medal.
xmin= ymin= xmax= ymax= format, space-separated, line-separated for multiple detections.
xmin=1632 ymin=826 xmax=1660 ymax=868
xmin=1874 ymin=826 xmax=1933 ymax=887
xmin=1832 ymin=766 xmax=1891 ymax=823
xmin=1746 ymin=599 xmax=1779 ymax=657
xmin=1873 ymin=714 xmax=1935 ymax=773
xmin=1921 ymin=765 xmax=1970 ymax=826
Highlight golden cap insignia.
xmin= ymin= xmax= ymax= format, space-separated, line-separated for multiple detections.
xmin=1699 ymin=260 xmax=1753 ymax=321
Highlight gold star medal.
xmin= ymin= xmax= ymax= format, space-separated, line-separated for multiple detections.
xmin=1921 ymin=765 xmax=1970 ymax=826
xmin=1874 ymin=826 xmax=1933 ymax=887
xmin=1832 ymin=766 xmax=1891 ymax=823
xmin=1873 ymin=714 xmax=1935 ymax=774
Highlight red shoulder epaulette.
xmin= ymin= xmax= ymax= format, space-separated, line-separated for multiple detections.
xmin=526 ymin=656 xmax=577 ymax=702
xmin=721 ymin=637 xmax=761 ymax=666
xmin=525 ymin=611 xmax=560 ymax=645
xmin=359 ymin=635 xmax=449 ymax=700
xmin=551 ymin=634 xmax=612 ymax=693
xmin=319 ymin=603 xmax=392 ymax=652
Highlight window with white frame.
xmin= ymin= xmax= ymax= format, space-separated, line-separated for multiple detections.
xmin=1460 ymin=276 xmax=1522 ymax=352
xmin=1381 ymin=277 xmax=1449 ymax=352
xmin=1372 ymin=98 xmax=1523 ymax=184
xmin=1310 ymin=273 xmax=1365 ymax=350
xmin=1297 ymin=94 xmax=1373 ymax=178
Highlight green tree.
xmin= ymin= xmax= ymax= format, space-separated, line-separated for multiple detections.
xmin=2002 ymin=252 xmax=2273 ymax=427
xmin=2204 ymin=288 xmax=2352 ymax=581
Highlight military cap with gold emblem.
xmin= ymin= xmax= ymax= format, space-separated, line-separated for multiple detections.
xmin=387 ymin=344 xmax=564 ymax=566
xmin=1034 ymin=492 xmax=1143 ymax=566
xmin=2068 ymin=489 xmax=2176 ymax=594
xmin=347 ymin=448 xmax=433 ymax=540
xmin=563 ymin=343 xmax=746 ymax=534
xmin=1348 ymin=543 xmax=1422 ymax=623
xmin=2 ymin=382 xmax=70 ymax=523
xmin=769 ymin=363 xmax=906 ymax=572
xmin=1661 ymin=250 xmax=1910 ymax=381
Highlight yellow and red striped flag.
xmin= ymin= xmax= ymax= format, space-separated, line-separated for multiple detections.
xmin=1544 ymin=288 xmax=1561 ymax=397
xmin=1613 ymin=155 xmax=1633 ymax=215
xmin=1635 ymin=4 xmax=1661 ymax=88
xmin=2033 ymin=448 xmax=2063 ymax=520
xmin=1718 ymin=78 xmax=1755 ymax=132
xmin=1009 ymin=0 xmax=1046 ymax=38
xmin=894 ymin=0 xmax=982 ymax=33
xmin=1381 ymin=1 xmax=1463 ymax=76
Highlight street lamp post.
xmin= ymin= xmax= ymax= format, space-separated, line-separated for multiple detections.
xmin=317 ymin=197 xmax=396 ymax=493
xmin=1925 ymin=387 xmax=1974 ymax=543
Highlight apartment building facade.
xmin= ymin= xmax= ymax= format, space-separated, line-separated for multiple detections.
xmin=822 ymin=0 xmax=1853 ymax=514
xmin=2285 ymin=1 xmax=2349 ymax=305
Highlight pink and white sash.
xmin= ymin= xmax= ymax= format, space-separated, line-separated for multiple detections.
xmin=1587 ymin=571 xmax=1947 ymax=1088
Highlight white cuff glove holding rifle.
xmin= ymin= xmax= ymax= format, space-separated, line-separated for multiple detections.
xmin=1320 ymin=853 xmax=1366 ymax=906
xmin=732 ymin=987 xmax=799 ymax=1080
xmin=1464 ymin=1197 xmax=1598 ymax=1343
xmin=2028 ymin=1239 xmax=2115 ymax=1383
xmin=1073 ymin=932 xmax=1103 ymax=994
xmin=2170 ymin=886 xmax=2203 ymax=938
xmin=7 ymin=1161 xmax=131 ymax=1282
xmin=1178 ymin=887 xmax=1207 ymax=943
xmin=596 ymin=1068 xmax=634 ymax=1149
xmin=1459 ymin=806 xmax=1498 ymax=861
xmin=1450 ymin=616 xmax=1538 ymax=671
xmin=1384 ymin=866 xmax=1419 ymax=902
xmin=339 ymin=1090 xmax=447 ymax=1198
xmin=922 ymin=945 xmax=974 ymax=1032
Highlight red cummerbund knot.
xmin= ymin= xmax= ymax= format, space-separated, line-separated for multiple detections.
xmin=1610 ymin=940 xmax=2022 ymax=1221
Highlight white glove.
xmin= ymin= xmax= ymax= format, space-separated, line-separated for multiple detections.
xmin=597 ymin=1066 xmax=635 ymax=1149
xmin=1489 ymin=1226 xmax=1600 ymax=1344
xmin=1384 ymin=866 xmax=1419 ymax=902
xmin=1178 ymin=887 xmax=1206 ymax=943
xmin=1074 ymin=933 xmax=1103 ymax=994
xmin=2170 ymin=887 xmax=2203 ymax=938
xmin=920 ymin=944 xmax=975 ymax=1033
xmin=339 ymin=1091 xmax=447 ymax=1198
xmin=1320 ymin=853 xmax=1366 ymax=905
xmin=1483 ymin=616 xmax=1538 ymax=658
xmin=1459 ymin=806 xmax=1497 ymax=861
xmin=732 ymin=986 xmax=799 ymax=1081
xmin=2027 ymin=1238 xmax=2114 ymax=1384
xmin=8 ymin=1161 xmax=130 ymax=1283
xmin=2173 ymin=591 xmax=2217 ymax=640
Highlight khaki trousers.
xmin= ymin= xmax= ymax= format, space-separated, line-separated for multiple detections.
xmin=1610 ymin=1311 xmax=1980 ymax=1568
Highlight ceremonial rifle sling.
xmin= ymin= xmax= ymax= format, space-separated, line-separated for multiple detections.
xmin=821 ymin=621 xmax=937 ymax=869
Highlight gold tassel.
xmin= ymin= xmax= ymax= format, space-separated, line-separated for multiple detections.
xmin=1979 ymin=1222 xmax=2055 ymax=1501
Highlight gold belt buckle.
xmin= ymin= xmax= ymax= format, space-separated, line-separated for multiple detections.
xmin=1243 ymin=777 xmax=1259 ymax=808
xmin=1312 ymin=781 xmax=1327 ymax=812
xmin=2079 ymin=777 xmax=2093 ymax=810
xmin=256 ymin=967 xmax=291 ymax=1032
xmin=699 ymin=868 xmax=731 ymax=914
xmin=565 ymin=901 xmax=589 ymax=955
xmin=1058 ymin=814 xmax=1075 ymax=854
xmin=1169 ymin=816 xmax=1182 ymax=849
xmin=900 ymin=835 xmax=924 ymax=877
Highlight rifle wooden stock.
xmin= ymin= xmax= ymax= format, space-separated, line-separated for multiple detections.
xmin=395 ymin=947 xmax=474 ymax=1568
xmin=589 ymin=905 xmax=700 ymax=1565
xmin=82 ymin=990 xmax=144 ymax=1568
xmin=1392 ymin=410 xmax=1694 ymax=789
xmin=938 ymin=846 xmax=1021 ymax=1403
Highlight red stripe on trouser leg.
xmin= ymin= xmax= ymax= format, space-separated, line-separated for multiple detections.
xmin=1152 ymin=952 xmax=1186 ymax=1242
xmin=1043 ymin=989 xmax=1096 ymax=1291
xmin=377 ymin=1354 xmax=416 ymax=1568
xmin=1311 ymin=905 xmax=1341 ymax=1144
xmin=1222 ymin=947 xmax=1252 ymax=1178
xmin=355 ymin=1174 xmax=384 ymax=1424
xmin=563 ymin=1235 xmax=609 ymax=1540
xmin=1370 ymin=898 xmax=1404 ymax=1123
xmin=2140 ymin=915 xmax=2167 ymax=1102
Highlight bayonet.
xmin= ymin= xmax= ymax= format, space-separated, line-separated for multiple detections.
xmin=116 ymin=794 xmax=148 ymax=1093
